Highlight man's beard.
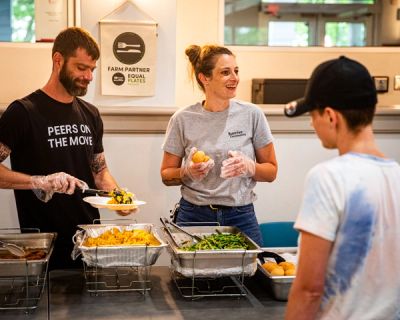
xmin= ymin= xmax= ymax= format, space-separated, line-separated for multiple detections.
xmin=59 ymin=64 xmax=89 ymax=97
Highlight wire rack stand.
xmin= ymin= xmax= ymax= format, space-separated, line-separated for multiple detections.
xmin=82 ymin=243 xmax=153 ymax=297
xmin=83 ymin=263 xmax=152 ymax=296
xmin=170 ymin=249 xmax=249 ymax=300
xmin=0 ymin=228 xmax=52 ymax=316
xmin=0 ymin=260 xmax=49 ymax=314
xmin=171 ymin=270 xmax=248 ymax=300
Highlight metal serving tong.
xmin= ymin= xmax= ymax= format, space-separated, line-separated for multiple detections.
xmin=160 ymin=217 xmax=202 ymax=242
xmin=81 ymin=188 xmax=111 ymax=197
xmin=0 ymin=240 xmax=26 ymax=257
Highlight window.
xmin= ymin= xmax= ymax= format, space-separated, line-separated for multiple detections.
xmin=224 ymin=0 xmax=384 ymax=47
xmin=0 ymin=0 xmax=71 ymax=43
xmin=324 ymin=22 xmax=366 ymax=47
xmin=268 ymin=21 xmax=309 ymax=46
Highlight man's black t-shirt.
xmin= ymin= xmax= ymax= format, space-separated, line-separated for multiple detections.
xmin=0 ymin=90 xmax=103 ymax=269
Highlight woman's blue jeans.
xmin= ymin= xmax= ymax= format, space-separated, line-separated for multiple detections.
xmin=175 ymin=197 xmax=263 ymax=246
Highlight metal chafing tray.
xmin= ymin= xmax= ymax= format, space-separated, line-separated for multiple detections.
xmin=0 ymin=231 xmax=56 ymax=311
xmin=0 ymin=232 xmax=56 ymax=277
xmin=162 ymin=225 xmax=262 ymax=278
xmin=73 ymin=223 xmax=167 ymax=268
xmin=256 ymin=247 xmax=297 ymax=301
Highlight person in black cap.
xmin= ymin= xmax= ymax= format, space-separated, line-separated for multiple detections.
xmin=284 ymin=56 xmax=400 ymax=319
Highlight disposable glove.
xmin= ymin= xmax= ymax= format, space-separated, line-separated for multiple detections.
xmin=31 ymin=172 xmax=88 ymax=203
xmin=116 ymin=207 xmax=140 ymax=216
xmin=220 ymin=150 xmax=256 ymax=179
xmin=180 ymin=147 xmax=215 ymax=182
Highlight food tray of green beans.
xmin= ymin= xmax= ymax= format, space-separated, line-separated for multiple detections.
xmin=162 ymin=226 xmax=262 ymax=278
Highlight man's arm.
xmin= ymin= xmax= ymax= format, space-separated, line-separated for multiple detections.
xmin=0 ymin=142 xmax=87 ymax=201
xmin=285 ymin=231 xmax=333 ymax=320
xmin=0 ymin=142 xmax=33 ymax=189
xmin=90 ymin=152 xmax=118 ymax=190
xmin=91 ymin=152 xmax=138 ymax=216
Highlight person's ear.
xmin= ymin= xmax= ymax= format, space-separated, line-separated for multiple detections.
xmin=198 ymin=73 xmax=209 ymax=87
xmin=53 ymin=52 xmax=64 ymax=70
xmin=325 ymin=107 xmax=338 ymax=127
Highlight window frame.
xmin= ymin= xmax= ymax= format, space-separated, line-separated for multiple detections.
xmin=222 ymin=0 xmax=380 ymax=47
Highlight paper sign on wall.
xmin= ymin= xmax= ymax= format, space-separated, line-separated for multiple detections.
xmin=100 ymin=20 xmax=157 ymax=96
xmin=35 ymin=0 xmax=68 ymax=42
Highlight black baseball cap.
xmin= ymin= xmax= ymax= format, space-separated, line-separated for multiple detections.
xmin=284 ymin=56 xmax=377 ymax=117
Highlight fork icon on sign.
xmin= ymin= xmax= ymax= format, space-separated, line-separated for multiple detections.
xmin=117 ymin=42 xmax=141 ymax=49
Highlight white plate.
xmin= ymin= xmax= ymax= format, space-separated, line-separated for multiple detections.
xmin=83 ymin=196 xmax=146 ymax=211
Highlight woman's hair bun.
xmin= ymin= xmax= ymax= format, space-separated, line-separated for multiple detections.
xmin=185 ymin=45 xmax=201 ymax=66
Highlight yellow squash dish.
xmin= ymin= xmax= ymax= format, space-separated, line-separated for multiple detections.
xmin=107 ymin=188 xmax=134 ymax=204
xmin=83 ymin=228 xmax=160 ymax=247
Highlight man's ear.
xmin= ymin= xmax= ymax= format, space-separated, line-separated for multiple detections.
xmin=53 ymin=52 xmax=64 ymax=70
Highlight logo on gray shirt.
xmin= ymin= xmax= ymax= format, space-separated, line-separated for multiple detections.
xmin=228 ymin=130 xmax=246 ymax=138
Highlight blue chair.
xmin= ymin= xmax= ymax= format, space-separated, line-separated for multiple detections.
xmin=259 ymin=221 xmax=299 ymax=247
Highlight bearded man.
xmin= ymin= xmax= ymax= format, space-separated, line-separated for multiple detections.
xmin=0 ymin=27 xmax=128 ymax=269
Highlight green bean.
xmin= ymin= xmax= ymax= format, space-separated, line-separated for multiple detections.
xmin=181 ymin=233 xmax=249 ymax=251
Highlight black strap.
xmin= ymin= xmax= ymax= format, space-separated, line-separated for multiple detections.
xmin=169 ymin=203 xmax=180 ymax=223
xmin=258 ymin=251 xmax=286 ymax=264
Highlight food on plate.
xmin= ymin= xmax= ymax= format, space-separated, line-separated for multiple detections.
xmin=83 ymin=228 xmax=160 ymax=247
xmin=192 ymin=150 xmax=211 ymax=163
xmin=181 ymin=232 xmax=249 ymax=251
xmin=107 ymin=188 xmax=134 ymax=205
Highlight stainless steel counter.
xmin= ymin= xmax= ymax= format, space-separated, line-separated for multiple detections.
xmin=0 ymin=266 xmax=287 ymax=320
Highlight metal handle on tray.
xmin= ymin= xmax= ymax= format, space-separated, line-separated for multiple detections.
xmin=92 ymin=218 xmax=137 ymax=225
xmin=159 ymin=217 xmax=181 ymax=248
xmin=72 ymin=229 xmax=85 ymax=245
xmin=0 ymin=227 xmax=40 ymax=233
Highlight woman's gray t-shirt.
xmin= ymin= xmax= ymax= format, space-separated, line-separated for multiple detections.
xmin=162 ymin=99 xmax=274 ymax=206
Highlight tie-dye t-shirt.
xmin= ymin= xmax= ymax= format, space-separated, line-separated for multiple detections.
xmin=295 ymin=152 xmax=400 ymax=320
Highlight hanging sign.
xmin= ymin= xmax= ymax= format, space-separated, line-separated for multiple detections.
xmin=35 ymin=0 xmax=68 ymax=42
xmin=100 ymin=20 xmax=157 ymax=96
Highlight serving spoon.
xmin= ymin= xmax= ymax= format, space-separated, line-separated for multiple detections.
xmin=0 ymin=240 xmax=26 ymax=257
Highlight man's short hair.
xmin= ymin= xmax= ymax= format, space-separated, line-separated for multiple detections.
xmin=52 ymin=27 xmax=100 ymax=61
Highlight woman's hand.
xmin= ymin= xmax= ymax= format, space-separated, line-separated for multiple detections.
xmin=220 ymin=150 xmax=255 ymax=178
xmin=115 ymin=207 xmax=140 ymax=216
xmin=180 ymin=147 xmax=215 ymax=181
